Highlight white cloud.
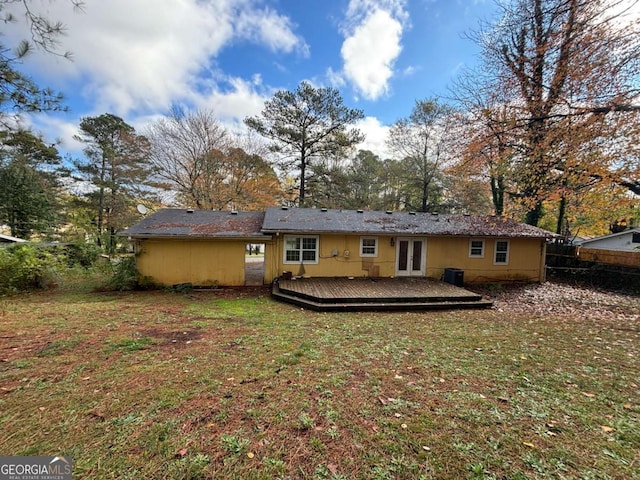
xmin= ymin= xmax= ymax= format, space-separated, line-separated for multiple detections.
xmin=401 ymin=65 xmax=418 ymax=77
xmin=602 ymin=0 xmax=640 ymax=28
xmin=338 ymin=0 xmax=408 ymax=100
xmin=326 ymin=67 xmax=346 ymax=88
xmin=356 ymin=116 xmax=391 ymax=159
xmin=235 ymin=6 xmax=310 ymax=56
xmin=28 ymin=117 xmax=86 ymax=155
xmin=344 ymin=0 xmax=409 ymax=27
xmin=196 ymin=76 xmax=268 ymax=133
xmin=2 ymin=0 xmax=306 ymax=118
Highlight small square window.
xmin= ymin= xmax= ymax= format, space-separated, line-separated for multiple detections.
xmin=360 ymin=237 xmax=378 ymax=257
xmin=469 ymin=239 xmax=484 ymax=257
xmin=494 ymin=240 xmax=509 ymax=264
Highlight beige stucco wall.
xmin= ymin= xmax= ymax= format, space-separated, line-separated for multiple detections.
xmin=135 ymin=239 xmax=248 ymax=287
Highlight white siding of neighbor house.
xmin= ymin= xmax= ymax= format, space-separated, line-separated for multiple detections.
xmin=579 ymin=230 xmax=640 ymax=252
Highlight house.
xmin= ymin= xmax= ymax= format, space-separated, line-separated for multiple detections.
xmin=575 ymin=228 xmax=640 ymax=252
xmin=574 ymin=228 xmax=640 ymax=268
xmin=120 ymin=209 xmax=269 ymax=286
xmin=120 ymin=207 xmax=553 ymax=287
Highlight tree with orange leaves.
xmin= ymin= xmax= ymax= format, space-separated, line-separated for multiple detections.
xmin=453 ymin=0 xmax=640 ymax=231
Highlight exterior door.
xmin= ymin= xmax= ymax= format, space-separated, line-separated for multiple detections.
xmin=396 ymin=238 xmax=425 ymax=276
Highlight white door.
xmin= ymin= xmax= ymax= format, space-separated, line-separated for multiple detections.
xmin=396 ymin=238 xmax=425 ymax=276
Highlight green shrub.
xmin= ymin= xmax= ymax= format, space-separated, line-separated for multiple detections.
xmin=107 ymin=256 xmax=139 ymax=291
xmin=0 ymin=244 xmax=61 ymax=294
xmin=66 ymin=241 xmax=101 ymax=268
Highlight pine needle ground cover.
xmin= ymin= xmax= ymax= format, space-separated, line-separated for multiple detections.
xmin=1 ymin=283 xmax=638 ymax=479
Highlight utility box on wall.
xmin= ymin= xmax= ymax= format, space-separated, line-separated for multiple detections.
xmin=444 ymin=268 xmax=464 ymax=287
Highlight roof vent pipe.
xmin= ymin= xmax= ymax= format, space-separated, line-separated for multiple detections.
xmin=230 ymin=211 xmax=238 ymax=215
xmin=357 ymin=209 xmax=364 ymax=213
xmin=321 ymin=208 xmax=328 ymax=212
xmin=186 ymin=209 xmax=194 ymax=214
xmin=386 ymin=210 xmax=393 ymax=215
xmin=281 ymin=206 xmax=289 ymax=210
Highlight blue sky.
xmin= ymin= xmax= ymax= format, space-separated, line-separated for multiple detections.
xmin=5 ymin=0 xmax=502 ymax=158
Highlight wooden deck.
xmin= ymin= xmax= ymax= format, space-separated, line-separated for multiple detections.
xmin=272 ymin=277 xmax=493 ymax=311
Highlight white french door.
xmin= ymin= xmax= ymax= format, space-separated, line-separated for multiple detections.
xmin=396 ymin=238 xmax=425 ymax=276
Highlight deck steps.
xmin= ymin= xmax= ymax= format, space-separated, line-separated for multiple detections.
xmin=272 ymin=277 xmax=494 ymax=311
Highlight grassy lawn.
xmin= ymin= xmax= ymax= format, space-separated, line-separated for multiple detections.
xmin=0 ymin=281 xmax=638 ymax=479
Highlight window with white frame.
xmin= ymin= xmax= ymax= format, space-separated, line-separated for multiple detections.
xmin=360 ymin=237 xmax=378 ymax=257
xmin=469 ymin=239 xmax=485 ymax=258
xmin=494 ymin=240 xmax=509 ymax=264
xmin=284 ymin=235 xmax=319 ymax=264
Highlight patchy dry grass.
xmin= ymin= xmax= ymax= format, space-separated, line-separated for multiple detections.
xmin=0 ymin=282 xmax=638 ymax=479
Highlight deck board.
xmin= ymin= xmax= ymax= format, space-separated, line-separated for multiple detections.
xmin=278 ymin=277 xmax=480 ymax=300
xmin=273 ymin=277 xmax=493 ymax=311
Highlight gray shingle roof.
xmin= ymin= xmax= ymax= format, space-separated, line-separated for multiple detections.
xmin=120 ymin=207 xmax=555 ymax=240
xmin=262 ymin=207 xmax=554 ymax=238
xmin=120 ymin=209 xmax=268 ymax=239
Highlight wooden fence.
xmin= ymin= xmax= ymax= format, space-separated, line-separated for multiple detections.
xmin=577 ymin=247 xmax=640 ymax=268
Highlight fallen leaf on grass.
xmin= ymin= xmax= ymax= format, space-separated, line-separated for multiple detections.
xmin=600 ymin=426 xmax=614 ymax=433
xmin=582 ymin=392 xmax=596 ymax=398
xmin=247 ymin=452 xmax=255 ymax=459
xmin=523 ymin=442 xmax=535 ymax=448
xmin=38 ymin=406 xmax=46 ymax=411
xmin=328 ymin=464 xmax=338 ymax=474
xmin=623 ymin=403 xmax=632 ymax=409
xmin=176 ymin=447 xmax=188 ymax=457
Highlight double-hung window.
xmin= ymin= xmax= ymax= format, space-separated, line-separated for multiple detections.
xmin=469 ymin=239 xmax=485 ymax=258
xmin=360 ymin=237 xmax=378 ymax=257
xmin=284 ymin=235 xmax=319 ymax=264
xmin=494 ymin=240 xmax=509 ymax=265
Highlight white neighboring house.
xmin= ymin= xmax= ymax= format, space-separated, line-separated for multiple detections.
xmin=576 ymin=228 xmax=640 ymax=252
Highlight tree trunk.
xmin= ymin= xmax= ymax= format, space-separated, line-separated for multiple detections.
xmin=299 ymin=135 xmax=307 ymax=206
xmin=525 ymin=201 xmax=544 ymax=226
xmin=490 ymin=175 xmax=504 ymax=216
xmin=556 ymin=196 xmax=567 ymax=235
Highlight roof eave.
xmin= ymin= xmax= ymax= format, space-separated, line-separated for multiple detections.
xmin=122 ymin=233 xmax=272 ymax=241
xmin=262 ymin=228 xmax=551 ymax=238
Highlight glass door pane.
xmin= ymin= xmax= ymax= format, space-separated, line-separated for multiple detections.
xmin=398 ymin=240 xmax=409 ymax=272
xmin=412 ymin=240 xmax=422 ymax=272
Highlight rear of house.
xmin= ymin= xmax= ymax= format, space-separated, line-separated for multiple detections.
xmin=262 ymin=207 xmax=550 ymax=284
xmin=120 ymin=209 xmax=271 ymax=287
xmin=121 ymin=207 xmax=552 ymax=287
